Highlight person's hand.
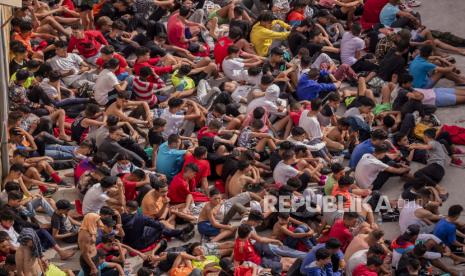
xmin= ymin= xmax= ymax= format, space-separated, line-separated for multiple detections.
xmin=90 ymin=266 xmax=99 ymax=276
xmin=162 ymin=196 xmax=170 ymax=204
xmin=190 ymin=36 xmax=199 ymax=43
xmin=195 ymin=255 xmax=206 ymax=261
xmin=274 ymin=240 xmax=283 ymax=246
xmin=44 ymin=105 xmax=55 ymax=114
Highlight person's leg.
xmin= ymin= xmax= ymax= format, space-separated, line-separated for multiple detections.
xmin=29 ymin=196 xmax=55 ymax=216
xmin=44 ymin=144 xmax=76 ymax=160
xmin=398 ymin=113 xmax=416 ymax=137
xmin=311 ymin=53 xmax=334 ymax=69
xmin=48 ymin=109 xmax=71 ymax=141
xmin=222 ymin=202 xmax=248 ymax=224
xmin=211 ymin=228 xmax=235 ymax=242
xmin=268 ymin=244 xmax=307 ymax=259
xmin=371 ymin=171 xmax=395 ymax=190
xmin=433 ymin=39 xmax=465 ymax=56
xmin=40 ymin=16 xmax=71 ymax=36
xmin=36 ymin=229 xmax=75 ymax=259
xmin=332 ymin=64 xmax=358 ymax=81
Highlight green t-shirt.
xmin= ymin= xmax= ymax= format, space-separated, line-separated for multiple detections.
xmin=324 ymin=174 xmax=337 ymax=196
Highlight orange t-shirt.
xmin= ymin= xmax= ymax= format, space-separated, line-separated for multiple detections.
xmin=13 ymin=32 xmax=32 ymax=53
xmin=331 ymin=185 xmax=352 ymax=208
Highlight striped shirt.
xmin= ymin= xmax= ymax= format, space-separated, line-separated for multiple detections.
xmin=132 ymin=76 xmax=164 ymax=107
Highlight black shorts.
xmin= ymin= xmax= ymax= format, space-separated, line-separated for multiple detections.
xmin=77 ymin=4 xmax=93 ymax=11
xmin=190 ymin=72 xmax=208 ymax=86
xmin=332 ymin=6 xmax=347 ymax=20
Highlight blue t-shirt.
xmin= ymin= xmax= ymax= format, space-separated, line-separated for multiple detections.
xmin=296 ymin=73 xmax=336 ymax=101
xmin=409 ymin=56 xmax=437 ymax=88
xmin=379 ymin=3 xmax=400 ymax=27
xmin=433 ymin=218 xmax=456 ymax=246
xmin=300 ymin=243 xmax=343 ymax=274
xmin=349 ymin=139 xmax=374 ymax=169
xmin=156 ymin=142 xmax=186 ymax=181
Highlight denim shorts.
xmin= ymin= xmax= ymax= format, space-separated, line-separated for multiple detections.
xmin=434 ymin=88 xmax=456 ymax=107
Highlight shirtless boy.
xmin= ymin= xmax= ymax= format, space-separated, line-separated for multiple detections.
xmin=226 ymin=160 xmax=261 ymax=197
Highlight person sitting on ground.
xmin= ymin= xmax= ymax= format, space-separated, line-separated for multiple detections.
xmin=272 ymin=212 xmax=315 ymax=251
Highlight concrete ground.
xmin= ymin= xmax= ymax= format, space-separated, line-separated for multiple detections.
xmin=40 ymin=0 xmax=465 ymax=274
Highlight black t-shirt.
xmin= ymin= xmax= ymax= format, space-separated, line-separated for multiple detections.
xmin=377 ymin=49 xmax=406 ymax=81
xmin=288 ymin=31 xmax=308 ymax=56
xmin=51 ymin=212 xmax=78 ymax=242
xmin=269 ymin=150 xmax=282 ymax=171
xmin=220 ymin=155 xmax=239 ymax=183
xmin=230 ymin=19 xmax=251 ymax=37
xmin=392 ymin=87 xmax=413 ymax=111
xmin=262 ymin=60 xmax=286 ymax=78
xmin=104 ymin=33 xmax=128 ymax=52
xmin=148 ymin=130 xmax=165 ymax=147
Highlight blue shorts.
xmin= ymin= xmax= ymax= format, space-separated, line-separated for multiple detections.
xmin=423 ymin=77 xmax=436 ymax=89
xmin=434 ymin=88 xmax=456 ymax=107
xmin=198 ymin=221 xmax=220 ymax=236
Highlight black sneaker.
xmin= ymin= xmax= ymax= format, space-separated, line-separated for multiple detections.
xmin=179 ymin=230 xmax=195 ymax=242
xmin=182 ymin=223 xmax=195 ymax=234
xmin=382 ymin=212 xmax=399 ymax=222
xmin=154 ymin=239 xmax=168 ymax=255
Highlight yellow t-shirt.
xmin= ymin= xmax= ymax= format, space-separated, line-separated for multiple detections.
xmin=250 ymin=20 xmax=290 ymax=56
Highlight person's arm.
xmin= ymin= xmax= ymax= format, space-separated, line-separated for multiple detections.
xmin=183 ymin=194 xmax=194 ymax=213
xmin=81 ymin=118 xmax=106 ymax=128
xmin=334 ymin=0 xmax=362 ymax=7
xmin=19 ymin=128 xmax=38 ymax=152
xmin=250 ymin=231 xmax=283 ymax=245
xmin=409 ymin=143 xmax=433 ymax=150
xmin=103 ymin=262 xmax=124 ymax=275
xmin=78 ymin=233 xmax=98 ymax=274
xmin=114 ymin=80 xmax=128 ymax=93
xmin=207 ymin=207 xmax=233 ymax=230
xmin=415 ymin=208 xmax=442 ymax=224
xmin=109 ymin=109 xmax=147 ymax=125
xmin=258 ymin=27 xmax=290 ymax=40
xmin=384 ymin=165 xmax=410 ymax=175
xmin=52 ymin=227 xmax=77 ymax=239
xmin=183 ymin=101 xmax=201 ymax=121
xmin=279 ymin=224 xmax=312 ymax=238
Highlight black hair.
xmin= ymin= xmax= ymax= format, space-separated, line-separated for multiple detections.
xmin=374 ymin=143 xmax=389 ymax=154
xmin=343 ymin=211 xmax=359 ymax=220
xmin=228 ymin=26 xmax=243 ymax=40
xmin=213 ymin=103 xmax=226 ymax=114
xmin=101 ymin=45 xmax=115 ymax=55
xmin=179 ymin=5 xmax=191 ymax=17
xmin=132 ymin=169 xmax=146 ymax=180
xmin=101 ymin=176 xmax=117 ymax=188
xmin=257 ymin=11 xmax=275 ymax=22
xmin=209 ymin=188 xmax=221 ymax=197
xmin=19 ymin=20 xmax=33 ymax=32
xmin=282 ymin=149 xmax=295 ymax=161
xmin=253 ymin=107 xmax=265 ymax=119
xmin=368 ymin=243 xmax=385 ymax=256
xmin=54 ymin=40 xmax=68 ymax=48
xmin=0 ymin=211 xmax=14 ymax=221
xmin=168 ymin=98 xmax=184 ymax=108
xmin=351 ymin=23 xmax=362 ymax=36
xmin=330 ymin=163 xmax=344 ymax=173
xmin=10 ymin=163 xmax=25 ymax=173
xmin=248 ymin=210 xmax=264 ymax=222
xmin=194 ymin=146 xmax=208 ymax=159
xmin=420 ymin=45 xmax=433 ymax=58
xmin=135 ymin=47 xmax=150 ymax=57
xmin=227 ymin=45 xmax=240 ymax=55
xmin=311 ymin=98 xmax=322 ymax=110
xmin=112 ymin=20 xmax=126 ymax=31
xmin=278 ymin=212 xmax=290 ymax=219
xmin=11 ymin=42 xmax=27 ymax=54
xmin=383 ymin=115 xmax=395 ymax=128
xmin=423 ymin=128 xmax=437 ymax=139
xmin=237 ymin=224 xmax=252 ymax=238
xmin=7 ymin=191 xmax=23 ymax=201
xmin=301 ymin=55 xmax=312 ymax=67
xmin=448 ymin=204 xmax=464 ymax=217
xmin=327 ymin=92 xmax=341 ymax=102
xmin=399 ymin=73 xmax=413 ymax=85
xmin=208 ymin=119 xmax=222 ymax=130
xmin=371 ymin=129 xmax=388 ymax=141
xmin=250 ymin=119 xmax=264 ymax=130
xmin=338 ymin=175 xmax=354 ymax=186
xmin=168 ymin=134 xmax=180 ymax=145
xmin=15 ymin=69 xmax=30 ymax=82
xmin=315 ymin=248 xmax=331 ymax=260
xmin=104 ymin=58 xmax=120 ymax=69
xmin=358 ymin=97 xmax=376 ymax=108
xmin=237 ymin=160 xmax=251 ymax=170
xmin=139 ymin=66 xmax=153 ymax=78
xmin=279 ymin=141 xmax=294 ymax=151
xmin=4 ymin=182 xmax=20 ymax=192
xmin=184 ymin=163 xmax=199 ymax=173
xmin=137 ymin=267 xmax=154 ymax=276
xmin=366 ymin=255 xmax=383 ymax=267
xmin=260 ymin=74 xmax=274 ymax=85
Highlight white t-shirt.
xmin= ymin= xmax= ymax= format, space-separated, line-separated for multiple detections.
xmin=273 ymin=160 xmax=299 ymax=185
xmin=222 ymin=58 xmax=248 ymax=82
xmin=354 ymin=153 xmax=389 ymax=189
xmin=340 ymin=32 xmax=365 ymax=66
xmin=344 ymin=107 xmax=364 ymax=121
xmin=0 ymin=224 xmax=19 ymax=247
xmin=40 ymin=79 xmax=59 ymax=99
xmin=160 ymin=109 xmax=185 ymax=139
xmin=231 ymin=85 xmax=252 ymax=103
xmin=346 ymin=249 xmax=367 ymax=276
xmin=94 ymin=69 xmax=119 ymax=105
xmin=82 ymin=183 xmax=110 ymax=214
xmin=299 ymin=110 xmax=323 ymax=140
xmin=49 ymin=53 xmax=83 ymax=85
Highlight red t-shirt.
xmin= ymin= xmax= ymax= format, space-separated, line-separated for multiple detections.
xmin=167 ymin=13 xmax=188 ymax=49
xmin=67 ymin=30 xmax=108 ymax=58
xmin=197 ymin=127 xmax=217 ymax=141
xmin=352 ymin=264 xmax=378 ymax=276
xmin=96 ymin=53 xmax=128 ymax=75
xmin=134 ymin=58 xmax=173 ymax=78
xmin=360 ymin=0 xmax=389 ymax=30
xmin=181 ymin=152 xmax=211 ymax=191
xmin=233 ymin=238 xmax=261 ymax=265
xmin=327 ymin=219 xmax=353 ymax=252
xmin=167 ymin=173 xmax=192 ymax=204
xmin=214 ymin=36 xmax=233 ymax=70
xmin=121 ymin=174 xmax=138 ymax=201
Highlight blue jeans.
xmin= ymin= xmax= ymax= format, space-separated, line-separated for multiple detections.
xmin=24 ymin=197 xmax=55 ymax=217
xmin=45 ymin=144 xmax=77 ymax=160
xmin=52 ymin=97 xmax=89 ymax=108
xmin=269 ymin=244 xmax=307 ymax=259
xmin=283 ymin=225 xmax=315 ymax=250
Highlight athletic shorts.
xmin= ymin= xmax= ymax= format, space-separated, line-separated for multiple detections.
xmin=198 ymin=221 xmax=220 ymax=236
xmin=434 ymin=88 xmax=456 ymax=107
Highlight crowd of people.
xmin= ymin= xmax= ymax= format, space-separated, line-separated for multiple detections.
xmin=5 ymin=0 xmax=465 ymax=274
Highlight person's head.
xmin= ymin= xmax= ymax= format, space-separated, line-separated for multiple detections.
xmin=212 ymin=103 xmax=227 ymax=117
xmin=108 ymin=126 xmax=125 ymax=141
xmin=153 ymin=180 xmax=168 ymax=197
xmin=11 ymin=42 xmax=27 ymax=60
xmin=179 ymin=5 xmax=191 ymax=18
xmin=100 ymin=45 xmax=116 ymax=62
xmin=250 ymin=119 xmax=264 ymax=132
xmin=167 ymin=134 xmax=181 ymax=149
xmin=135 ymin=47 xmax=151 ymax=61
xmin=351 ymin=23 xmax=362 ymax=36
xmin=101 ymin=217 xmax=116 ymax=233
xmin=259 ymin=74 xmax=274 ymax=90
xmin=330 ymin=163 xmax=345 ymax=180
xmin=219 ymin=81 xmax=237 ymax=93
xmin=84 ymin=103 xmax=101 ymax=119
xmin=278 ymin=141 xmax=294 ymax=154
xmin=373 ymin=143 xmax=389 ymax=159
xmin=399 ymin=73 xmax=413 ymax=89
xmin=116 ymin=90 xmax=130 ymax=107
xmin=389 ymin=0 xmax=401 ymax=6
xmin=343 ymin=212 xmax=359 ymax=227
xmin=227 ymin=45 xmax=240 ymax=58
xmin=111 ymin=20 xmax=126 ymax=35
xmin=137 ymin=266 xmax=154 ymax=276
xmin=0 ymin=231 xmax=11 ymax=252
xmin=9 ymin=163 xmax=25 ymax=178
xmin=92 ymin=166 xmax=111 ymax=181
xmin=315 ymin=9 xmax=331 ymax=25
xmin=14 ymin=69 xmax=30 ymax=85
xmin=71 ymin=24 xmax=85 ymax=39
xmin=358 ymin=97 xmax=376 ymax=114
xmin=12 ymin=149 xmax=28 ymax=164
xmin=247 ymin=210 xmax=264 ymax=227
xmin=237 ymin=160 xmax=252 ymax=173
xmin=100 ymin=176 xmax=117 ymax=191
xmin=270 ymin=47 xmax=284 ymax=63
xmin=423 ymin=128 xmax=437 ymax=142
xmin=104 ymin=57 xmax=120 ymax=72
xmin=55 ymin=199 xmax=73 ymax=215
xmin=393 ymin=133 xmax=409 ymax=147
xmin=448 ymin=204 xmax=464 ymax=220
xmin=277 ymin=212 xmax=290 ymax=225
xmin=3 ymin=182 xmax=20 ymax=194
xmin=194 ymin=146 xmax=208 ymax=160
xmin=233 ymin=5 xmax=244 ymax=18
xmin=209 ymin=188 xmax=222 ymax=206
xmin=327 ymin=92 xmax=341 ymax=108
xmin=406 ymin=258 xmax=421 ymax=275
xmin=187 ymin=242 xmax=204 ymax=256
xmin=0 ymin=211 xmax=14 ymax=229
xmin=96 ymin=16 xmax=113 ymax=32
xmin=228 ymin=26 xmax=243 ymax=41
xmin=336 ymin=117 xmax=350 ymax=131
xmin=311 ymin=98 xmax=323 ymax=112
xmin=7 ymin=191 xmax=23 ymax=207
xmin=139 ymin=66 xmax=154 ymax=81
xmin=300 ymin=55 xmax=312 ymax=69
xmin=420 ymin=44 xmax=433 ymax=58
xmin=152 ymin=117 xmax=167 ymax=132
xmin=237 ymin=223 xmax=253 ymax=239
xmin=183 ymin=163 xmax=199 ymax=180
xmin=382 ymin=115 xmax=396 ymax=129
xmin=366 ymin=255 xmax=383 ymax=272
xmin=366 ymin=243 xmax=386 ymax=258
xmin=315 ymin=248 xmax=332 ymax=265
xmin=400 ymin=224 xmax=420 ymax=242
xmin=368 ymin=230 xmax=384 ymax=245
xmin=371 ymin=129 xmax=388 ymax=146
xmin=297 ymin=47 xmax=310 ymax=59
xmin=48 ymin=70 xmax=61 ymax=83
xmin=257 ymin=11 xmax=275 ymax=29
xmin=396 ymin=39 xmax=410 ymax=54
xmin=19 ymin=20 xmax=32 ymax=35
xmin=115 ymin=152 xmax=131 ymax=166
xmin=167 ymin=98 xmax=184 ymax=112
xmin=308 ymin=68 xmax=320 ymax=80
xmin=207 ymin=119 xmax=222 ymax=132
xmin=338 ymin=175 xmax=355 ymax=189
xmin=282 ymin=149 xmax=296 ymax=163
xmin=290 ymin=126 xmax=306 ymax=141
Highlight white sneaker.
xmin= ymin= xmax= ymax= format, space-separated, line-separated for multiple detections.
xmin=407 ymin=0 xmax=421 ymax=7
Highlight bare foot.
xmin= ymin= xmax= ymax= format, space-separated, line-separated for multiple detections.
xmin=59 ymin=249 xmax=76 ymax=260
